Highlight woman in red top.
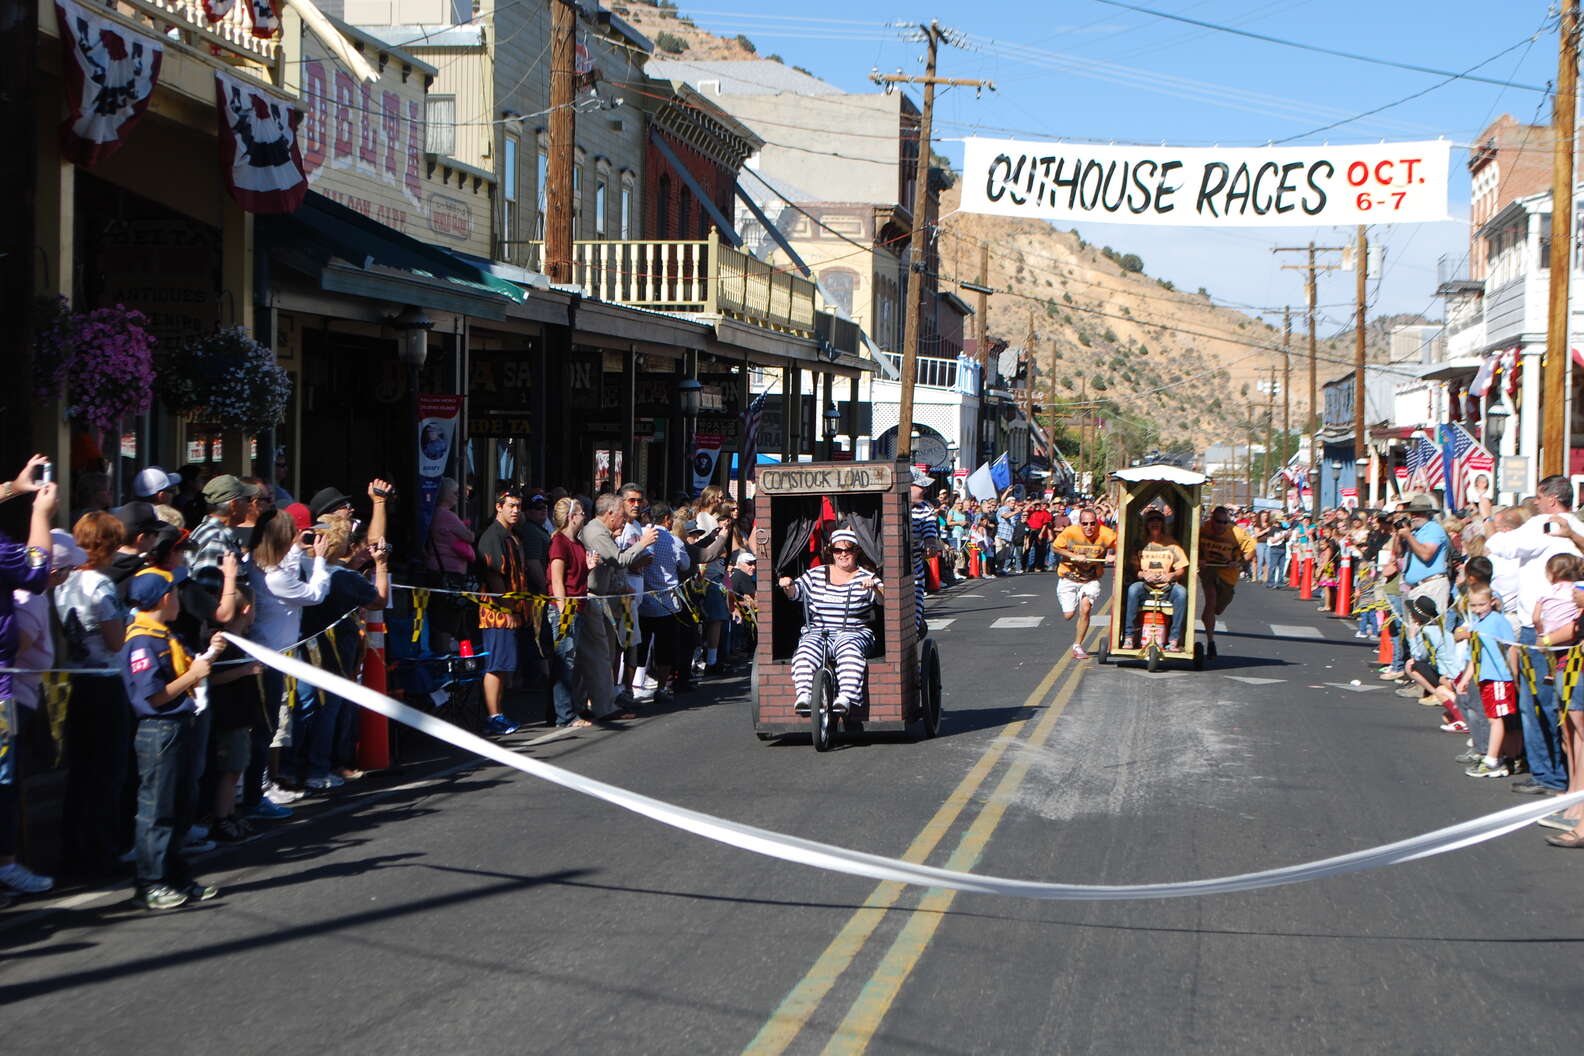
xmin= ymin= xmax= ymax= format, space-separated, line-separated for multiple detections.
xmin=548 ymin=497 xmax=595 ymax=727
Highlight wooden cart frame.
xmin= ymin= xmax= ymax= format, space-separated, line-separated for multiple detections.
xmin=749 ymin=458 xmax=941 ymax=742
xmin=1097 ymin=464 xmax=1210 ymax=671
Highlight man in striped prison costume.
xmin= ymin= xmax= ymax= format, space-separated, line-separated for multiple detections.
xmin=779 ymin=528 xmax=885 ymax=714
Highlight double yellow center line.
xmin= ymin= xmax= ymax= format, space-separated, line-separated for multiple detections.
xmin=743 ymin=624 xmax=1098 ymax=1055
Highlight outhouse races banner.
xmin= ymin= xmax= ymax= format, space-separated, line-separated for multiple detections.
xmin=960 ymin=137 xmax=1451 ymax=227
xmin=54 ymin=0 xmax=164 ymax=167
xmin=215 ymin=70 xmax=308 ymax=214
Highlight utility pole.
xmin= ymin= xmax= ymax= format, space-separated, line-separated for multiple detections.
xmin=1282 ymin=306 xmax=1292 ymax=462
xmin=874 ymin=26 xmax=993 ymax=460
xmin=1544 ymin=0 xmax=1580 ymax=478
xmin=1023 ymin=307 xmax=1036 ymax=429
xmin=545 ymin=0 xmax=577 ymax=283
xmin=976 ymin=243 xmax=989 ymax=363
xmin=1078 ymin=375 xmax=1089 ymax=476
xmin=1274 ymin=243 xmax=1344 ymax=436
xmin=1265 ymin=365 xmax=1276 ymax=499
xmin=1353 ymin=225 xmax=1369 ymax=498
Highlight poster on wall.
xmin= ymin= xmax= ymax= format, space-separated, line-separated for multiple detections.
xmin=54 ymin=0 xmax=164 ymax=166
xmin=960 ymin=137 xmax=1450 ymax=227
xmin=691 ymin=432 xmax=723 ymax=494
xmin=416 ymin=394 xmax=463 ymax=549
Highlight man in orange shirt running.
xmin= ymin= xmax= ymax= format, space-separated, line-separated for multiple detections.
xmin=1051 ymin=507 xmax=1116 ymax=659
xmin=1199 ymin=505 xmax=1256 ymax=657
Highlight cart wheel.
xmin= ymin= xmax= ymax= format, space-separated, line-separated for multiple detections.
xmin=920 ymin=638 xmax=943 ymax=739
xmin=1096 ymin=640 xmax=1110 ymax=665
xmin=1146 ymin=644 xmax=1162 ymax=673
xmin=811 ymin=668 xmax=837 ymax=753
xmin=1192 ymin=641 xmax=1206 ymax=671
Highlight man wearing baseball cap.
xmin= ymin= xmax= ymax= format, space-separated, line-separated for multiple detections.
xmin=132 ymin=467 xmax=181 ymax=505
xmin=188 ymin=476 xmax=257 ymax=625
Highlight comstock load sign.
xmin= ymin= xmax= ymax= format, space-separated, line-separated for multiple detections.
xmin=960 ymin=137 xmax=1450 ymax=227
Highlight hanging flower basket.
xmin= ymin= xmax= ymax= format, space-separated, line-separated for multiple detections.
xmin=30 ymin=296 xmax=156 ymax=433
xmin=155 ymin=327 xmax=291 ymax=434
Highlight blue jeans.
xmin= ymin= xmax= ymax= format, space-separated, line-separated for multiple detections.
xmin=1265 ymin=547 xmax=1286 ymax=586
xmin=1124 ymin=581 xmax=1187 ymax=643
xmin=1516 ymin=626 xmax=1568 ymax=790
xmin=291 ymin=675 xmax=337 ymax=782
xmin=134 ymin=715 xmax=200 ymax=890
xmin=550 ymin=606 xmax=581 ymax=725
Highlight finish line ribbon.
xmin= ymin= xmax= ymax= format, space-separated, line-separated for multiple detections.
xmin=223 ymin=634 xmax=1584 ymax=902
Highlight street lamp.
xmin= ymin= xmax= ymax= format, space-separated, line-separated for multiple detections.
xmin=823 ymin=401 xmax=841 ymax=458
xmin=1329 ymin=460 xmax=1342 ymax=510
xmin=1484 ymin=401 xmax=1510 ymax=503
xmin=390 ymin=305 xmax=433 ymax=561
xmin=678 ymin=377 xmax=702 ymax=493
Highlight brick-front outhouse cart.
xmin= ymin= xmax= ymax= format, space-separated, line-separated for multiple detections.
xmin=749 ymin=458 xmax=943 ymax=747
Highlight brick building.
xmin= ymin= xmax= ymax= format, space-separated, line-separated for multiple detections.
xmin=1468 ymin=114 xmax=1555 ymax=281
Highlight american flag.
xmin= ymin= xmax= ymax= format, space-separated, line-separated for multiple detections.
xmin=741 ymin=390 xmax=769 ymax=480
xmin=1440 ymin=423 xmax=1494 ymax=513
xmin=1405 ymin=431 xmax=1444 ymax=489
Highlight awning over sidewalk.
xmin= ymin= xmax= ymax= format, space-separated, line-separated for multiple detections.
xmin=260 ymin=192 xmax=526 ymax=318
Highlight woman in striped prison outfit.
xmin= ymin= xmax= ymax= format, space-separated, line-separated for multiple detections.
xmin=779 ymin=529 xmax=885 ymax=714
xmin=910 ymin=467 xmax=941 ymax=636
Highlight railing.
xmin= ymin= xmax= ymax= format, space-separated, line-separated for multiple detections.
xmin=520 ymin=233 xmax=816 ymax=336
xmin=880 ymin=351 xmax=963 ymax=390
xmin=108 ymin=0 xmax=284 ymax=83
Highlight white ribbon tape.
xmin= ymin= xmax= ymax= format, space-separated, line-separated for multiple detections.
xmin=225 ymin=634 xmax=1584 ymax=901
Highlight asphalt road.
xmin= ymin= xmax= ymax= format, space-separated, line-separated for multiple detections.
xmin=3 ymin=571 xmax=1582 ymax=1054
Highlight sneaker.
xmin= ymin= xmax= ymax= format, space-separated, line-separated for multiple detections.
xmin=0 ymin=861 xmax=55 ymax=895
xmin=139 ymin=884 xmax=189 ymax=911
xmin=182 ymin=835 xmax=216 ymax=854
xmin=305 ymin=774 xmax=346 ymax=791
xmin=213 ymin=816 xmax=251 ymax=843
xmin=1439 ymin=721 xmax=1469 ymax=734
xmin=247 ymin=799 xmax=293 ymax=821
xmin=264 ymin=782 xmax=304 ymax=805
xmin=183 ymin=881 xmax=220 ymax=902
xmin=1466 ymin=759 xmax=1511 ymax=778
xmin=1454 ymin=749 xmax=1485 ymax=764
xmin=1536 ymin=810 xmax=1580 ymax=832
xmin=485 ymin=714 xmax=520 ymax=736
xmin=1419 ymin=695 xmax=1444 ymax=707
xmin=1071 ymin=645 xmax=1091 ymax=660
xmin=638 ymin=675 xmax=660 ymax=692
xmin=794 ymin=693 xmax=812 ymax=716
xmin=1511 ymin=778 xmax=1553 ymax=795
xmin=1394 ymin=686 xmax=1424 ymax=699
xmin=830 ymin=695 xmax=852 ymax=715
xmin=1509 ymin=757 xmax=1531 ymax=775
xmin=1379 ymin=669 xmax=1406 ymax=681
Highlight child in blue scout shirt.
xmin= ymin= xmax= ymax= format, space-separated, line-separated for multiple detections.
xmin=1454 ymin=585 xmax=1523 ymax=779
xmin=122 ymin=568 xmax=224 ymax=911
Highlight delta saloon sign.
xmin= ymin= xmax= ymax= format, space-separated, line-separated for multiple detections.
xmin=960 ymin=137 xmax=1450 ymax=227
xmin=295 ymin=26 xmax=491 ymax=259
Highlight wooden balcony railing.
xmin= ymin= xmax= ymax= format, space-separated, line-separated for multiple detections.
xmin=521 ymin=233 xmax=816 ymax=337
xmin=102 ymin=0 xmax=284 ymax=83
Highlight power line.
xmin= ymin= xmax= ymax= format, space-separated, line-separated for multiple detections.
xmin=1090 ymin=0 xmax=1550 ymax=92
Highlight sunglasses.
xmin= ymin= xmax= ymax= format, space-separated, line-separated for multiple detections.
xmin=831 ymin=546 xmax=858 ymax=554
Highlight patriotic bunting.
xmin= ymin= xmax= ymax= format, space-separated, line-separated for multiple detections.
xmin=54 ymin=0 xmax=163 ymax=167
xmin=215 ymin=70 xmax=308 ymax=214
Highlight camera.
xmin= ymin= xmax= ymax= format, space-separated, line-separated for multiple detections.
xmin=35 ymin=460 xmax=52 ymax=485
xmin=1392 ymin=516 xmax=1411 ymax=530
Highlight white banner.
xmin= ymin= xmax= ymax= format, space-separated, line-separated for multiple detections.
xmin=960 ymin=137 xmax=1451 ymax=227
xmin=228 ymin=633 xmax=1584 ymax=902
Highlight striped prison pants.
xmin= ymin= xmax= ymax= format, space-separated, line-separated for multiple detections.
xmin=914 ymin=559 xmax=927 ymax=636
xmin=791 ymin=628 xmax=874 ymax=704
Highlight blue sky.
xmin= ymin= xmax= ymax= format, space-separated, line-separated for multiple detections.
xmin=673 ymin=1 xmax=1561 ymax=330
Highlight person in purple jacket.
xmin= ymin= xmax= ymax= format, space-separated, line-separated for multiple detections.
xmin=0 ymin=454 xmax=61 ymax=900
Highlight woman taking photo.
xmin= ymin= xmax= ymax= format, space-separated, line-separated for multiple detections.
xmin=249 ymin=511 xmax=332 ymax=791
xmin=548 ymin=497 xmax=595 ymax=728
